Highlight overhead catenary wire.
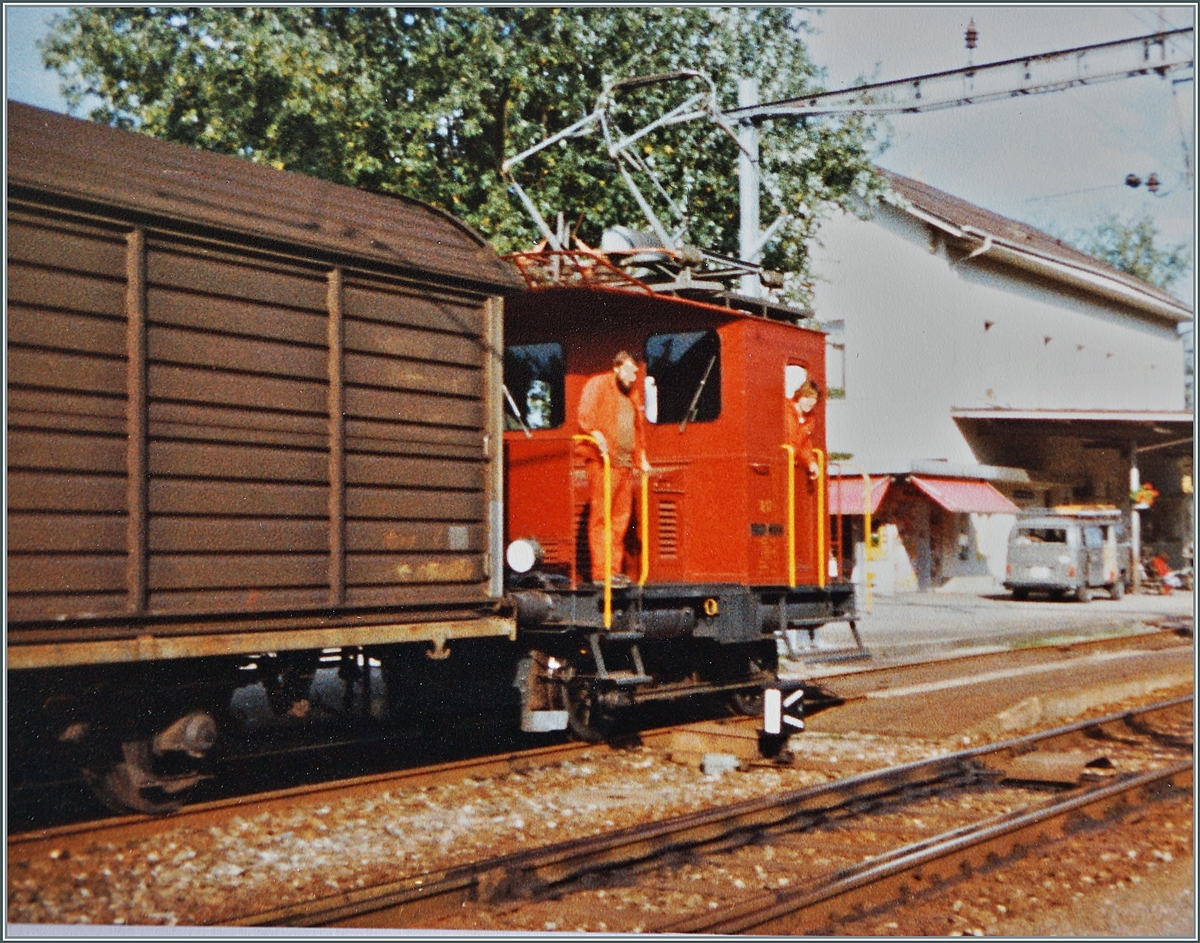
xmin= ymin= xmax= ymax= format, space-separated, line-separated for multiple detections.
xmin=1024 ymin=183 xmax=1128 ymax=204
xmin=503 ymin=26 xmax=1195 ymax=275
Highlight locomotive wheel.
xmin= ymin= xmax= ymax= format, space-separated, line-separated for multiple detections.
xmin=565 ymin=680 xmax=618 ymax=743
xmin=728 ymin=688 xmax=765 ymax=717
xmin=723 ymin=647 xmax=776 ymax=717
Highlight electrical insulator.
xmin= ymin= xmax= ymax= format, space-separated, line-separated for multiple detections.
xmin=1125 ymin=174 xmax=1142 ymax=188
xmin=965 ymin=19 xmax=978 ymax=50
xmin=1147 ymin=172 xmax=1160 ymax=193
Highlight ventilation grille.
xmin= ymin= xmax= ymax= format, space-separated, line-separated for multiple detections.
xmin=657 ymin=500 xmax=679 ymax=559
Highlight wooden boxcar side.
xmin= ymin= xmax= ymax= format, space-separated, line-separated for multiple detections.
xmin=6 ymin=102 xmax=524 ymax=669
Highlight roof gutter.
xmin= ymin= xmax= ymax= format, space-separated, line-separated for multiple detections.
xmin=959 ymin=226 xmax=1192 ymax=325
xmin=896 ymin=202 xmax=1191 ymax=326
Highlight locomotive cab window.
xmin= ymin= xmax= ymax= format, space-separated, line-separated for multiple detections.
xmin=504 ymin=342 xmax=566 ymax=430
xmin=785 ymin=364 xmax=809 ymax=400
xmin=644 ymin=329 xmax=720 ymax=425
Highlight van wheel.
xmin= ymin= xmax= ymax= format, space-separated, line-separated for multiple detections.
xmin=1076 ymin=585 xmax=1092 ymax=603
xmin=1109 ymin=580 xmax=1125 ymax=601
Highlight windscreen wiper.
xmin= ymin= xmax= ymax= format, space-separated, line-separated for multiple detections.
xmin=679 ymin=355 xmax=717 ymax=433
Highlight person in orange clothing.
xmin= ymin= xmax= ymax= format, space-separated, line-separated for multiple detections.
xmin=577 ymin=351 xmax=650 ymax=583
xmin=785 ymin=379 xmax=821 ymax=480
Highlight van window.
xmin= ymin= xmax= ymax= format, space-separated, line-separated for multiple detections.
xmin=1083 ymin=526 xmax=1104 ymax=549
xmin=504 ymin=342 xmax=566 ymax=430
xmin=644 ymin=330 xmax=720 ymax=425
xmin=1013 ymin=528 xmax=1067 ymax=544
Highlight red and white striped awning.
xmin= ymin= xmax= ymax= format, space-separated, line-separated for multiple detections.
xmin=828 ymin=476 xmax=891 ymax=516
xmin=908 ymin=476 xmax=1019 ymax=514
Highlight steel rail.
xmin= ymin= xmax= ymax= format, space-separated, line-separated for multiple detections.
xmin=232 ymin=696 xmax=1191 ymax=928
xmin=658 ymin=759 xmax=1193 ymax=935
xmin=804 ymin=625 xmax=1190 ymax=695
xmin=9 ymin=715 xmax=764 ymax=851
xmin=7 ymin=738 xmax=604 ymax=854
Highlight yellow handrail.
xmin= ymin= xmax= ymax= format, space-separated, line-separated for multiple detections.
xmin=814 ymin=448 xmax=826 ymax=589
xmin=638 ymin=467 xmax=650 ymax=587
xmin=780 ymin=444 xmax=796 ymax=588
xmin=573 ymin=434 xmax=612 ymax=628
xmin=837 ymin=460 xmax=875 ymax=615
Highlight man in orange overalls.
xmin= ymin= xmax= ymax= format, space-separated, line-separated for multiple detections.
xmin=578 ymin=351 xmax=649 ymax=583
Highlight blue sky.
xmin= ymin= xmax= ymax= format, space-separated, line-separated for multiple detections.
xmin=5 ymin=4 xmax=1195 ymax=305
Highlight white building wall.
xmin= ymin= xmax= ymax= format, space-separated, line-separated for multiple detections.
xmin=810 ymin=205 xmax=1187 ymax=472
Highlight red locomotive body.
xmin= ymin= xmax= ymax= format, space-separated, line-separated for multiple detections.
xmin=506 ymin=286 xmax=828 ymax=587
xmin=501 ymin=256 xmax=855 ymax=739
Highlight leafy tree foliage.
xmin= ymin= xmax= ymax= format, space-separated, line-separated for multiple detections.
xmin=1071 ymin=212 xmax=1191 ymax=292
xmin=41 ymin=7 xmax=884 ymax=298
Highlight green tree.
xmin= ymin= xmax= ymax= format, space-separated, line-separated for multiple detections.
xmin=41 ymin=7 xmax=884 ymax=299
xmin=1071 ymin=213 xmax=1191 ymax=292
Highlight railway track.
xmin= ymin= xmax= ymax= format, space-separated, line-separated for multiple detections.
xmin=8 ymin=633 xmax=1190 ymax=929
xmin=658 ymin=761 xmax=1191 ymax=935
xmin=232 ymin=695 xmax=1191 ymax=929
xmin=12 ymin=626 xmax=1186 ymax=833
xmin=8 ymin=738 xmax=604 ymax=860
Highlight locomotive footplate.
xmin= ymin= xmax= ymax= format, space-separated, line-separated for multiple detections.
xmin=510 ymin=580 xmax=853 ymax=741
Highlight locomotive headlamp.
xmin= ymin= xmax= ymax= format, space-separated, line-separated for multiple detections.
xmin=506 ymin=538 xmax=543 ymax=574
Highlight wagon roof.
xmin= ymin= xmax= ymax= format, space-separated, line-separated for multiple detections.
xmin=6 ymin=101 xmax=524 ymax=294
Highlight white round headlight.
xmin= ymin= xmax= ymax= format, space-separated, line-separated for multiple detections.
xmin=506 ymin=538 xmax=542 ymax=574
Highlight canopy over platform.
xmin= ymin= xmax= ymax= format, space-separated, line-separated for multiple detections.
xmin=952 ymin=409 xmax=1194 ymax=461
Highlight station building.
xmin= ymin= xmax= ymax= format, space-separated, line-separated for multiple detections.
xmin=810 ymin=170 xmax=1194 ymax=593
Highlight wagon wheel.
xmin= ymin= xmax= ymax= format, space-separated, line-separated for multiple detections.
xmin=565 ymin=680 xmax=618 ymax=743
xmin=83 ymin=740 xmax=207 ymax=815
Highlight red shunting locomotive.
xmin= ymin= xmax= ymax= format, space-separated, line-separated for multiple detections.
xmin=501 ymin=251 xmax=856 ymax=741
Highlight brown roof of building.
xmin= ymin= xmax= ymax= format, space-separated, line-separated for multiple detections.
xmin=6 ymin=101 xmax=523 ymax=293
xmin=880 ymin=168 xmax=1192 ymax=319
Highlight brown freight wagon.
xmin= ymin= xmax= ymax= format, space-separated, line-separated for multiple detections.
xmin=7 ymin=101 xmax=524 ymax=811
